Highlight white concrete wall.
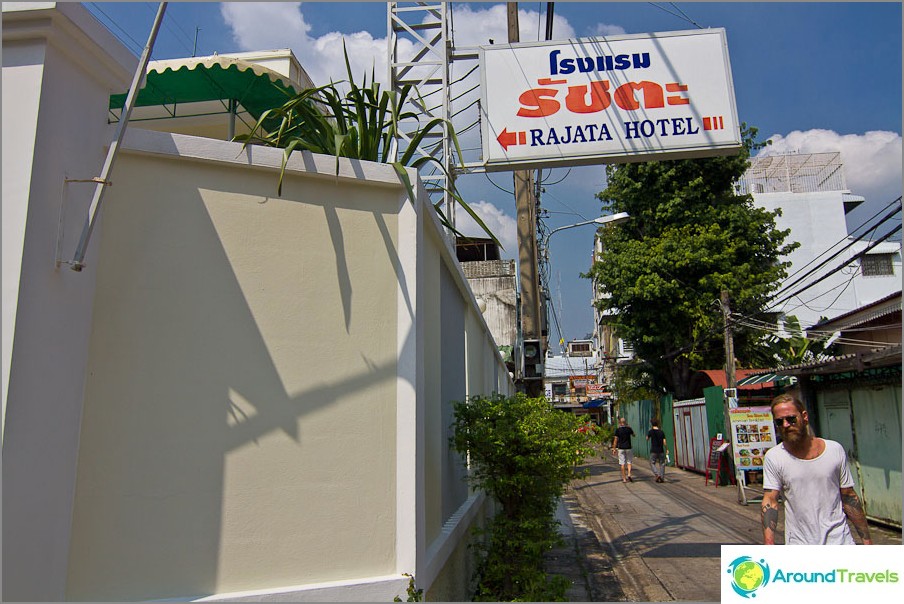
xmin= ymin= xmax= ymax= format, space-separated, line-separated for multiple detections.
xmin=754 ymin=191 xmax=863 ymax=326
xmin=63 ymin=136 xmax=402 ymax=600
xmin=1 ymin=4 xmax=135 ymax=600
xmin=3 ymin=5 xmax=512 ymax=601
xmin=850 ymin=240 xmax=902 ymax=308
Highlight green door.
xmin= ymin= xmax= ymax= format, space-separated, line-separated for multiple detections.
xmin=817 ymin=391 xmax=860 ymax=496
xmin=850 ymin=385 xmax=902 ymax=527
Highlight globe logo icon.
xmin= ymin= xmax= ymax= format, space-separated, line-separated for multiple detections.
xmin=727 ymin=556 xmax=770 ymax=598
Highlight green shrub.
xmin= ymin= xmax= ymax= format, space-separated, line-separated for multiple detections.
xmin=451 ymin=393 xmax=595 ymax=601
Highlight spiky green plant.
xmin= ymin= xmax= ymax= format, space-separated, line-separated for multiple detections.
xmin=235 ymin=45 xmax=497 ymax=245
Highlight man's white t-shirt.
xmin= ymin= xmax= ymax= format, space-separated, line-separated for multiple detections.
xmin=762 ymin=439 xmax=855 ymax=545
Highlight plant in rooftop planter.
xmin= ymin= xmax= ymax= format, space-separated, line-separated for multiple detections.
xmin=236 ymin=46 xmax=497 ymax=245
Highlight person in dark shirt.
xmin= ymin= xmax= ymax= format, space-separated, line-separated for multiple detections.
xmin=612 ymin=417 xmax=636 ymax=483
xmin=647 ymin=418 xmax=668 ymax=483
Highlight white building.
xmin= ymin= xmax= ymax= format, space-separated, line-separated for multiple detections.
xmin=737 ymin=152 xmax=902 ymax=328
xmin=544 ymin=341 xmax=609 ymax=424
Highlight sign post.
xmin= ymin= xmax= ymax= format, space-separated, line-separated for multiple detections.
xmin=705 ymin=437 xmax=733 ymax=487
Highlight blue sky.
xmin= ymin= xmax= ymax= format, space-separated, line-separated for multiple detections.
xmin=84 ymin=2 xmax=903 ymax=348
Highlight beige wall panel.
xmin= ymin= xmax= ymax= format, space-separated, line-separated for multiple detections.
xmin=421 ymin=226 xmax=443 ymax=548
xmin=66 ymin=153 xmax=400 ymax=600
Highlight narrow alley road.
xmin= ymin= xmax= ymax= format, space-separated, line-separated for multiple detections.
xmin=561 ymin=448 xmax=901 ymax=602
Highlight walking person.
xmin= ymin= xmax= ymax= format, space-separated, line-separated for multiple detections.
xmin=612 ymin=417 xmax=636 ymax=483
xmin=647 ymin=418 xmax=668 ymax=483
xmin=761 ymin=394 xmax=873 ymax=545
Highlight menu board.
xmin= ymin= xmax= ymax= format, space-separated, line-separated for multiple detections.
xmin=728 ymin=406 xmax=776 ymax=471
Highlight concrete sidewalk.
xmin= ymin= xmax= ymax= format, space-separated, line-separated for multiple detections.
xmin=548 ymin=449 xmax=902 ymax=602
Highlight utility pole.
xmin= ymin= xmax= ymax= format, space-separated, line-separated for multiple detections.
xmin=720 ymin=290 xmax=745 ymax=503
xmin=508 ymin=3 xmax=544 ymax=396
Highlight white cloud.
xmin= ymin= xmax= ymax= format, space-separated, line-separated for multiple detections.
xmin=449 ymin=4 xmax=575 ymax=46
xmin=592 ymin=23 xmax=627 ymax=37
xmin=761 ymin=129 xmax=903 ymax=205
xmin=455 ymin=200 xmax=518 ymax=256
xmin=220 ymin=2 xmax=410 ymax=88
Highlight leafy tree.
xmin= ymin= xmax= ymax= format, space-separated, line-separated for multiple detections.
xmin=585 ymin=126 xmax=798 ymax=399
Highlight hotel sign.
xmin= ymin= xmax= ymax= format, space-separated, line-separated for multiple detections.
xmin=479 ymin=29 xmax=741 ymax=171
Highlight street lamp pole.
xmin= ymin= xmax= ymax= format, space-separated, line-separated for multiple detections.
xmin=542 ymin=212 xmax=630 ymax=261
xmin=541 ymin=212 xmax=630 ymax=353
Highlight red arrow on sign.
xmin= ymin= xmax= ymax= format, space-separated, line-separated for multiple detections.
xmin=497 ymin=128 xmax=525 ymax=150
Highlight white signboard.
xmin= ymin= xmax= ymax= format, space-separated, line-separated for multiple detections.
xmin=480 ymin=29 xmax=741 ymax=171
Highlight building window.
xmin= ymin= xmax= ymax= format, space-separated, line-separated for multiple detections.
xmin=552 ymin=383 xmax=567 ymax=396
xmin=860 ymin=253 xmax=894 ymax=277
xmin=568 ymin=341 xmax=592 ymax=357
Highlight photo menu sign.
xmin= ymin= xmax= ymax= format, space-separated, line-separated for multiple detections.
xmin=728 ymin=406 xmax=777 ymax=472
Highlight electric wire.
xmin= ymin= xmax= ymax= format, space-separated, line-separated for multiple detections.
xmin=731 ymin=317 xmax=897 ymax=349
xmin=142 ymin=1 xmax=200 ymax=57
xmin=646 ymin=2 xmax=705 ymax=29
xmin=483 ymin=173 xmax=515 ymax=195
xmin=86 ymin=3 xmax=144 ymax=55
xmin=772 ymin=196 xmax=899 ymax=293
xmin=767 ymin=223 xmax=903 ymax=313
xmin=779 ymin=267 xmax=860 ymax=318
xmin=769 ymin=198 xmax=902 ymax=300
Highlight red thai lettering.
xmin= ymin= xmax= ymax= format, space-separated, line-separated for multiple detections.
xmin=564 ymin=81 xmax=611 ymax=114
xmin=517 ymin=78 xmax=688 ymax=117
xmin=517 ymin=87 xmax=561 ymax=117
xmin=613 ymin=81 xmax=665 ymax=111
xmin=666 ymin=83 xmax=690 ymax=105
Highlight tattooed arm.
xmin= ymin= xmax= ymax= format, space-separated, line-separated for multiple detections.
xmin=841 ymin=487 xmax=872 ymax=544
xmin=761 ymin=489 xmax=780 ymax=545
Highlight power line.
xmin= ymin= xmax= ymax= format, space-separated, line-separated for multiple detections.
xmin=770 ymin=197 xmax=902 ymax=299
xmin=767 ymin=223 xmax=903 ymax=312
xmin=779 ymin=267 xmax=859 ymax=318
xmin=86 ymin=3 xmax=144 ymax=55
xmin=647 ymin=2 xmax=705 ymax=29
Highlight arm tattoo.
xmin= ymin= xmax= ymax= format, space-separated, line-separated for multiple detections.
xmin=761 ymin=502 xmax=779 ymax=533
xmin=842 ymin=491 xmax=872 ymax=542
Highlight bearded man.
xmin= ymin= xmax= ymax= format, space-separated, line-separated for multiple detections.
xmin=761 ymin=394 xmax=872 ymax=545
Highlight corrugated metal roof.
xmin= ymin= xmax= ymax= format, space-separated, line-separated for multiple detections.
xmin=809 ymin=291 xmax=901 ymax=331
xmin=766 ymin=345 xmax=902 ymax=376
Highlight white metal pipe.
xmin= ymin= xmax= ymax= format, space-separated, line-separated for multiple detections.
xmin=71 ymin=2 xmax=168 ymax=271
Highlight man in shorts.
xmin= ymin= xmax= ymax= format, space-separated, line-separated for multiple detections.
xmin=612 ymin=417 xmax=636 ymax=483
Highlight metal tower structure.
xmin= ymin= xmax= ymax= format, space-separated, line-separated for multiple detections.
xmin=388 ymin=2 xmax=456 ymax=226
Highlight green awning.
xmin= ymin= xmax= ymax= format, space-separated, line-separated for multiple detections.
xmin=736 ymin=373 xmax=796 ymax=387
xmin=109 ymin=56 xmax=300 ymax=126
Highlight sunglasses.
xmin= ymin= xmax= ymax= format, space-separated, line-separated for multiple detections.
xmin=773 ymin=415 xmax=799 ymax=427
